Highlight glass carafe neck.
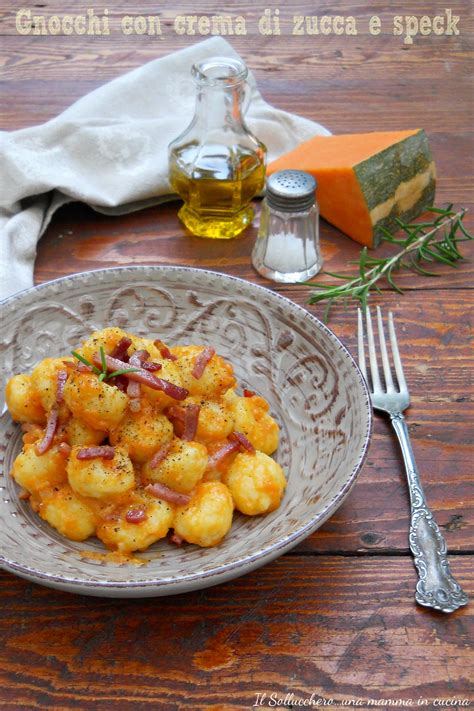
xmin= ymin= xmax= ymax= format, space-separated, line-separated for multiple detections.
xmin=194 ymin=84 xmax=245 ymax=130
xmin=191 ymin=57 xmax=247 ymax=130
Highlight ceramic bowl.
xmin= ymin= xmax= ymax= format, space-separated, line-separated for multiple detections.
xmin=0 ymin=267 xmax=371 ymax=597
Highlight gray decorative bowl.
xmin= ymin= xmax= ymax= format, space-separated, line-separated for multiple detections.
xmin=0 ymin=267 xmax=371 ymax=597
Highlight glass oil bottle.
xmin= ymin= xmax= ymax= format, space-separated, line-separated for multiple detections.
xmin=168 ymin=57 xmax=266 ymax=239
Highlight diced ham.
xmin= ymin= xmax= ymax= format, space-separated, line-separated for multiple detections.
xmin=130 ymin=349 xmax=150 ymax=363
xmin=229 ymin=431 xmax=256 ymax=454
xmin=191 ymin=347 xmax=215 ymax=379
xmin=170 ymin=532 xmax=184 ymax=546
xmin=127 ymin=351 xmax=147 ymax=400
xmin=92 ymin=352 xmax=189 ymax=401
xmin=154 ymin=340 xmax=177 ymax=361
xmin=112 ymin=375 xmax=128 ymax=392
xmin=76 ymin=446 xmax=115 ymax=460
xmin=56 ymin=370 xmax=68 ymax=403
xmin=76 ymin=362 xmax=93 ymax=373
xmin=35 ymin=407 xmax=59 ymax=455
xmin=141 ymin=361 xmax=162 ymax=372
xmin=129 ymin=349 xmax=162 ymax=373
xmin=167 ymin=404 xmax=200 ymax=441
xmin=110 ymin=337 xmax=133 ymax=361
xmin=166 ymin=405 xmax=186 ymax=422
xmin=145 ymin=482 xmax=191 ymax=506
xmin=125 ymin=508 xmax=147 ymax=524
xmin=206 ymin=441 xmax=240 ymax=470
xmin=149 ymin=442 xmax=172 ymax=469
xmin=182 ymin=404 xmax=200 ymax=441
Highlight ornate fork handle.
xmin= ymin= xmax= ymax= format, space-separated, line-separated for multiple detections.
xmin=390 ymin=413 xmax=468 ymax=613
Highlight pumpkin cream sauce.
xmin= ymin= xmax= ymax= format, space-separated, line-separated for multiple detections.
xmin=79 ymin=550 xmax=148 ymax=566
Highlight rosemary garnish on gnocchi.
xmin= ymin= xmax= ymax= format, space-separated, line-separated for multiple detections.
xmin=71 ymin=346 xmax=141 ymax=381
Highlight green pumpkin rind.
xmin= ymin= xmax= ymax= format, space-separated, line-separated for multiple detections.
xmin=354 ymin=129 xmax=436 ymax=247
xmin=372 ymin=180 xmax=436 ymax=247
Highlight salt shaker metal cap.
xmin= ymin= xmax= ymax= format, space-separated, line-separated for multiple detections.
xmin=266 ymin=170 xmax=318 ymax=212
xmin=252 ymin=169 xmax=322 ymax=284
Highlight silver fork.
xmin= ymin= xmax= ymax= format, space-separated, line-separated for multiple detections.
xmin=358 ymin=306 xmax=468 ymax=613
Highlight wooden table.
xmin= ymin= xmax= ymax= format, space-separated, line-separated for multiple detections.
xmin=1 ymin=2 xmax=473 ymax=707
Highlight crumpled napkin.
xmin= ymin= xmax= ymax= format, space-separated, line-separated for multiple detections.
xmin=0 ymin=36 xmax=329 ymax=301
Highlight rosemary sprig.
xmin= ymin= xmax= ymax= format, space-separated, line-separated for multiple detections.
xmin=71 ymin=347 xmax=140 ymax=381
xmin=305 ymin=206 xmax=472 ymax=319
xmin=71 ymin=350 xmax=101 ymax=375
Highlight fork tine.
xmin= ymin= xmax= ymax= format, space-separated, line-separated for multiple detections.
xmin=388 ymin=311 xmax=408 ymax=392
xmin=365 ymin=307 xmax=382 ymax=392
xmin=357 ymin=308 xmax=368 ymax=381
xmin=376 ymin=306 xmax=395 ymax=392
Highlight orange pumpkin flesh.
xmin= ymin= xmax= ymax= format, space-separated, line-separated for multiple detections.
xmin=267 ymin=130 xmax=436 ymax=248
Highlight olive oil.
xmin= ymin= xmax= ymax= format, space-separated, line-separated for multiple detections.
xmin=169 ymin=144 xmax=265 ymax=239
xmin=168 ymin=56 xmax=266 ymax=239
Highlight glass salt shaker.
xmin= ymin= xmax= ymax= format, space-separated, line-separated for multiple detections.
xmin=251 ymin=170 xmax=322 ymax=283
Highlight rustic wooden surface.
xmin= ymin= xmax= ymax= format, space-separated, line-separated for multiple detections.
xmin=1 ymin=1 xmax=473 ymax=708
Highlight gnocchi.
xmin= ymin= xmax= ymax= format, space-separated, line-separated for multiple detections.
xmin=67 ymin=446 xmax=135 ymax=499
xmin=97 ymin=492 xmax=174 ymax=552
xmin=142 ymin=438 xmax=208 ymax=494
xmin=5 ymin=374 xmax=45 ymax=425
xmin=63 ymin=370 xmax=129 ymax=430
xmin=31 ymin=357 xmax=73 ymax=413
xmin=174 ymin=482 xmax=234 ymax=547
xmin=65 ymin=417 xmax=107 ymax=447
xmin=171 ymin=345 xmax=236 ymax=398
xmin=224 ymin=391 xmax=279 ymax=455
xmin=6 ymin=328 xmax=286 ymax=554
xmin=109 ymin=399 xmax=173 ymax=463
xmin=223 ymin=451 xmax=287 ymax=515
xmin=38 ymin=485 xmax=97 ymax=541
xmin=12 ymin=444 xmax=67 ymax=495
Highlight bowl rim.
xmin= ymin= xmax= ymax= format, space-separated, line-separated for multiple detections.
xmin=0 ymin=265 xmax=372 ymax=590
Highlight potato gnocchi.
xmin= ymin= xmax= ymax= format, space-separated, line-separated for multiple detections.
xmin=5 ymin=328 xmax=286 ymax=554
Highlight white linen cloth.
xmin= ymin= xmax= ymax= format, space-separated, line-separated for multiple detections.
xmin=0 ymin=37 xmax=329 ymax=301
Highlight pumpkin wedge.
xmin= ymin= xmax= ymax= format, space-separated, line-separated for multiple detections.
xmin=267 ymin=129 xmax=436 ymax=248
